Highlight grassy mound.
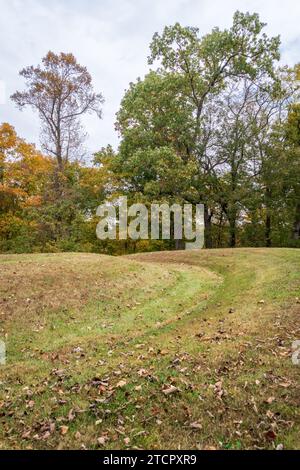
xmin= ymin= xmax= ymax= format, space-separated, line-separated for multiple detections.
xmin=0 ymin=249 xmax=299 ymax=449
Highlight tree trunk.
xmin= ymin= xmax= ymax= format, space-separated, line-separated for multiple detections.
xmin=175 ymin=239 xmax=185 ymax=250
xmin=265 ymin=187 xmax=272 ymax=247
xmin=204 ymin=205 xmax=213 ymax=249
xmin=293 ymin=203 xmax=300 ymax=240
xmin=230 ymin=219 xmax=236 ymax=248
xmin=229 ymin=216 xmax=236 ymax=248
xmin=56 ymin=126 xmax=64 ymax=170
xmin=265 ymin=212 xmax=272 ymax=247
xmin=217 ymin=210 xmax=224 ymax=248
xmin=0 ymin=165 xmax=3 ymax=185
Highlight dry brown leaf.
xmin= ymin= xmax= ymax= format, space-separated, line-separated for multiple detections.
xmin=97 ymin=436 xmax=107 ymax=446
xmin=265 ymin=430 xmax=276 ymax=441
xmin=116 ymin=379 xmax=127 ymax=388
xmin=60 ymin=425 xmax=69 ymax=436
xmin=190 ymin=421 xmax=202 ymax=430
xmin=162 ymin=385 xmax=179 ymax=395
xmin=266 ymin=396 xmax=276 ymax=404
xmin=68 ymin=408 xmax=75 ymax=422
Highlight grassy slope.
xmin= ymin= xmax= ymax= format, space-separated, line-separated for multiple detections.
xmin=0 ymin=248 xmax=299 ymax=450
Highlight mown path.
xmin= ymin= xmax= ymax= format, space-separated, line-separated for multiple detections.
xmin=0 ymin=249 xmax=299 ymax=449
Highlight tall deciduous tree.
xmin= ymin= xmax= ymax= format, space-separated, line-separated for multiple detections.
xmin=285 ymin=101 xmax=300 ymax=241
xmin=116 ymin=11 xmax=281 ymax=247
xmin=11 ymin=52 xmax=104 ymax=169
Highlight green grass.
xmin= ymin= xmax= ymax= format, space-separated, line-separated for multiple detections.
xmin=0 ymin=248 xmax=299 ymax=450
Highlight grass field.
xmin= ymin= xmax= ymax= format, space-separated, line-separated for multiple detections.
xmin=0 ymin=248 xmax=299 ymax=450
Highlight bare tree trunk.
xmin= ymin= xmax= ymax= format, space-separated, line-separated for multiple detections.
xmin=217 ymin=210 xmax=224 ymax=247
xmin=265 ymin=187 xmax=272 ymax=247
xmin=265 ymin=213 xmax=272 ymax=247
xmin=228 ymin=207 xmax=237 ymax=248
xmin=175 ymin=239 xmax=185 ymax=250
xmin=204 ymin=205 xmax=213 ymax=249
xmin=229 ymin=218 xmax=236 ymax=248
xmin=293 ymin=203 xmax=300 ymax=240
xmin=56 ymin=137 xmax=64 ymax=170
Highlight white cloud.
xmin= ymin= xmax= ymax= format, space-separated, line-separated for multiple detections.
xmin=0 ymin=0 xmax=299 ymax=158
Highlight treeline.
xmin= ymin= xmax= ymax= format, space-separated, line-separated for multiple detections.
xmin=1 ymin=11 xmax=300 ymax=254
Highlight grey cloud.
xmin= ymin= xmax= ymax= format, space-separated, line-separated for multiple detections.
xmin=0 ymin=0 xmax=299 ymax=158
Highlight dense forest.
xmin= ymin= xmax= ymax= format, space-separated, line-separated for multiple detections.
xmin=1 ymin=11 xmax=300 ymax=254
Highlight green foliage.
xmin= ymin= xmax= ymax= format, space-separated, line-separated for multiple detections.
xmin=114 ymin=11 xmax=299 ymax=250
xmin=1 ymin=12 xmax=300 ymax=254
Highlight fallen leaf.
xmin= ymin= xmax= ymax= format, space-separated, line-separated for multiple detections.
xmin=190 ymin=421 xmax=202 ymax=430
xmin=68 ymin=408 xmax=75 ymax=422
xmin=159 ymin=349 xmax=168 ymax=356
xmin=266 ymin=396 xmax=276 ymax=404
xmin=265 ymin=430 xmax=276 ymax=441
xmin=279 ymin=380 xmax=292 ymax=388
xmin=22 ymin=431 xmax=31 ymax=440
xmin=137 ymin=369 xmax=148 ymax=377
xmin=116 ymin=380 xmax=127 ymax=388
xmin=60 ymin=425 xmax=69 ymax=436
xmin=162 ymin=385 xmax=179 ymax=395
xmin=97 ymin=436 xmax=107 ymax=446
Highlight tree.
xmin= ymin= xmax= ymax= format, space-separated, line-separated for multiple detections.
xmin=245 ymin=66 xmax=300 ymax=247
xmin=0 ymin=122 xmax=54 ymax=252
xmin=116 ymin=11 xmax=281 ymax=247
xmin=285 ymin=102 xmax=300 ymax=242
xmin=206 ymin=76 xmax=285 ymax=247
xmin=11 ymin=52 xmax=104 ymax=169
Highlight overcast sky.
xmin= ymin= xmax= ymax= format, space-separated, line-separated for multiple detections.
xmin=1 ymin=0 xmax=300 ymax=158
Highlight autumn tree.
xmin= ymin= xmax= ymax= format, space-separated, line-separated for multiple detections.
xmin=0 ymin=122 xmax=111 ymax=253
xmin=11 ymin=52 xmax=104 ymax=169
xmin=0 ymin=123 xmax=54 ymax=251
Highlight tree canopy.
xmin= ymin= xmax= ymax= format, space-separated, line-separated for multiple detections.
xmin=1 ymin=11 xmax=300 ymax=253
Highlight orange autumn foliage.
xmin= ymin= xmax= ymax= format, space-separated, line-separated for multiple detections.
xmin=0 ymin=122 xmax=53 ymax=212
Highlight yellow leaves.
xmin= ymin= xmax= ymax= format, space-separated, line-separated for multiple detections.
xmin=0 ymin=185 xmax=26 ymax=199
xmin=24 ymin=195 xmax=42 ymax=208
xmin=8 ymin=153 xmax=53 ymax=189
xmin=1 ymin=121 xmax=52 ymax=167
xmin=0 ymin=121 xmax=53 ymax=215
xmin=0 ymin=214 xmax=36 ymax=239
xmin=0 ymin=122 xmax=17 ymax=154
xmin=0 ymin=185 xmax=27 ymax=212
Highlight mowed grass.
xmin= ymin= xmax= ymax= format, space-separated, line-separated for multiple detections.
xmin=0 ymin=248 xmax=299 ymax=450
